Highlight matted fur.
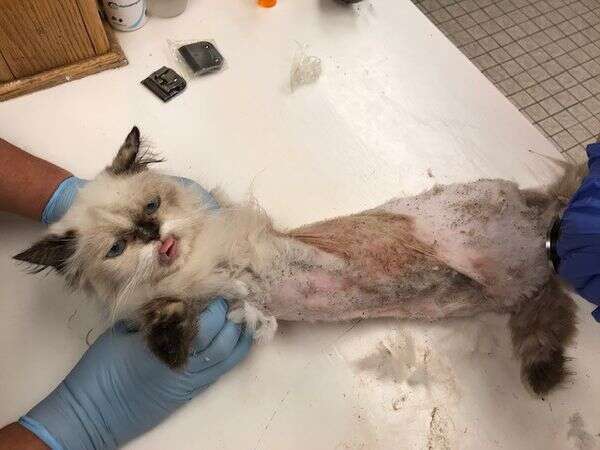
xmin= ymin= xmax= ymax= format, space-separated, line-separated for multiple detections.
xmin=15 ymin=127 xmax=583 ymax=394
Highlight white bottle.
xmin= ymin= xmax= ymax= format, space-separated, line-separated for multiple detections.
xmin=102 ymin=0 xmax=148 ymax=31
xmin=147 ymin=0 xmax=188 ymax=18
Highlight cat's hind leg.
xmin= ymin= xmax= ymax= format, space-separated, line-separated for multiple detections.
xmin=509 ymin=278 xmax=577 ymax=395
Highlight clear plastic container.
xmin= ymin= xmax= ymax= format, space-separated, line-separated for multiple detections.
xmin=147 ymin=0 xmax=188 ymax=18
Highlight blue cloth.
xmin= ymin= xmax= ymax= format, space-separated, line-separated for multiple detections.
xmin=19 ymin=299 xmax=252 ymax=450
xmin=557 ymin=142 xmax=600 ymax=322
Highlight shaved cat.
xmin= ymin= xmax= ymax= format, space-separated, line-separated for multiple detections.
xmin=15 ymin=127 xmax=579 ymax=395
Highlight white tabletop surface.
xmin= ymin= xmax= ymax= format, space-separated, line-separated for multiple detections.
xmin=1 ymin=1 xmax=599 ymax=449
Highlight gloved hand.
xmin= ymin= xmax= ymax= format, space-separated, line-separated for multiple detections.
xmin=19 ymin=298 xmax=252 ymax=450
xmin=41 ymin=175 xmax=218 ymax=224
xmin=556 ymin=141 xmax=600 ymax=322
xmin=41 ymin=176 xmax=88 ymax=224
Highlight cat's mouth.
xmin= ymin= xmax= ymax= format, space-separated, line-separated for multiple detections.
xmin=158 ymin=236 xmax=179 ymax=265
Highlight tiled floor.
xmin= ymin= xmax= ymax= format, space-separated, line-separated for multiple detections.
xmin=412 ymin=0 xmax=600 ymax=162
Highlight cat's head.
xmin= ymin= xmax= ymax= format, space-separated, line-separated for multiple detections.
xmin=14 ymin=127 xmax=210 ymax=314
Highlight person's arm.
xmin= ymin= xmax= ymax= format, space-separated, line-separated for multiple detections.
xmin=0 ymin=139 xmax=71 ymax=448
xmin=0 ymin=423 xmax=48 ymax=450
xmin=0 ymin=138 xmax=72 ymax=221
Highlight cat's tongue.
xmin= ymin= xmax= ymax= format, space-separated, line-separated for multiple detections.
xmin=158 ymin=237 xmax=178 ymax=265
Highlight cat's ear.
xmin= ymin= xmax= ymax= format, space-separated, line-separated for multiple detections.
xmin=108 ymin=126 xmax=163 ymax=175
xmin=13 ymin=231 xmax=77 ymax=273
xmin=109 ymin=126 xmax=141 ymax=174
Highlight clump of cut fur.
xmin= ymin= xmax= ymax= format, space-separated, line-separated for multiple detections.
xmin=14 ymin=127 xmax=585 ymax=395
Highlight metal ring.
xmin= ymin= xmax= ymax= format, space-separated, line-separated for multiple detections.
xmin=546 ymin=215 xmax=561 ymax=273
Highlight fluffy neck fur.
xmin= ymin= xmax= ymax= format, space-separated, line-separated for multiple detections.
xmin=158 ymin=205 xmax=346 ymax=312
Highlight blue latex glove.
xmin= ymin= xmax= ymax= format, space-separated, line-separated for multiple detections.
xmin=19 ymin=299 xmax=252 ymax=450
xmin=557 ymin=142 xmax=600 ymax=322
xmin=41 ymin=176 xmax=218 ymax=224
xmin=41 ymin=177 xmax=88 ymax=224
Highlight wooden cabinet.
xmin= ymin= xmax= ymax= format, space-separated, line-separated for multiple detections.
xmin=0 ymin=0 xmax=127 ymax=101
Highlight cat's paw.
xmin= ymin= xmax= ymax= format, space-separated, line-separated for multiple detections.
xmin=227 ymin=301 xmax=277 ymax=343
xmin=227 ymin=306 xmax=246 ymax=324
xmin=253 ymin=315 xmax=278 ymax=344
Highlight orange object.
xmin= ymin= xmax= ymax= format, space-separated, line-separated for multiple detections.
xmin=258 ymin=0 xmax=277 ymax=7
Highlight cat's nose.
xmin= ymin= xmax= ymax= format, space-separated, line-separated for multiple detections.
xmin=135 ymin=219 xmax=160 ymax=243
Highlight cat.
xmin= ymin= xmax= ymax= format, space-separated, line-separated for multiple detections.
xmin=15 ymin=126 xmax=580 ymax=395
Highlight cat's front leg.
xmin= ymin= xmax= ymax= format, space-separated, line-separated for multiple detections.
xmin=140 ymin=297 xmax=197 ymax=369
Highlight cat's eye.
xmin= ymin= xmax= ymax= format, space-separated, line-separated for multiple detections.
xmin=144 ymin=196 xmax=161 ymax=215
xmin=107 ymin=239 xmax=127 ymax=258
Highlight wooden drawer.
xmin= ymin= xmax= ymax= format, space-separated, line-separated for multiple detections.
xmin=0 ymin=0 xmax=127 ymax=100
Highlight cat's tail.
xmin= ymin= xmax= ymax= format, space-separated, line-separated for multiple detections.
xmin=509 ymin=277 xmax=577 ymax=395
xmin=521 ymin=152 xmax=588 ymax=230
xmin=545 ymin=158 xmax=588 ymax=208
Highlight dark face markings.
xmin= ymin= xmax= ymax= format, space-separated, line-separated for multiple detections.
xmin=134 ymin=217 xmax=161 ymax=243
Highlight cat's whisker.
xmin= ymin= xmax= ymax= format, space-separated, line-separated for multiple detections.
xmin=111 ymin=246 xmax=155 ymax=321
